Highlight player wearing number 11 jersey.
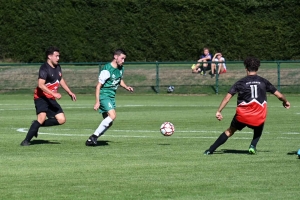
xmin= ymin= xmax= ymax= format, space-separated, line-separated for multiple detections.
xmin=204 ymin=56 xmax=290 ymax=155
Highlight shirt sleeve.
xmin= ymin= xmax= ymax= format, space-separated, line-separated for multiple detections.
xmin=98 ymin=70 xmax=110 ymax=84
xmin=38 ymin=66 xmax=48 ymax=80
xmin=228 ymin=81 xmax=239 ymax=95
xmin=265 ymin=79 xmax=277 ymax=94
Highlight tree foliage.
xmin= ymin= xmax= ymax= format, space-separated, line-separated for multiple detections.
xmin=0 ymin=0 xmax=299 ymax=62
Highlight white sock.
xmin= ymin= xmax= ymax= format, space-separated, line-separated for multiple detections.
xmin=93 ymin=116 xmax=113 ymax=137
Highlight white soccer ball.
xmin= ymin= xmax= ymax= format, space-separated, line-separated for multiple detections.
xmin=160 ymin=122 xmax=175 ymax=136
xmin=167 ymin=85 xmax=174 ymax=93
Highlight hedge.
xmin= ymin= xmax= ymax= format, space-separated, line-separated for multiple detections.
xmin=0 ymin=0 xmax=299 ymax=62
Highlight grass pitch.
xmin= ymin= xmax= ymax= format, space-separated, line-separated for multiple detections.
xmin=0 ymin=94 xmax=299 ymax=200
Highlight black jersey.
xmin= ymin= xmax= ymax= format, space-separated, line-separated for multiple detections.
xmin=228 ymin=75 xmax=277 ymax=126
xmin=34 ymin=62 xmax=62 ymax=99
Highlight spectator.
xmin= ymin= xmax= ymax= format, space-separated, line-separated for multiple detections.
xmin=211 ymin=52 xmax=226 ymax=78
xmin=191 ymin=48 xmax=212 ymax=75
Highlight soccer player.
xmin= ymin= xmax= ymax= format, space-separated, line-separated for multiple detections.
xmin=204 ymin=56 xmax=290 ymax=155
xmin=85 ymin=49 xmax=133 ymax=146
xmin=20 ymin=46 xmax=76 ymax=146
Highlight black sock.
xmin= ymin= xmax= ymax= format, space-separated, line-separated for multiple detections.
xmin=250 ymin=125 xmax=264 ymax=147
xmin=41 ymin=118 xmax=60 ymax=127
xmin=25 ymin=121 xmax=41 ymax=142
xmin=208 ymin=132 xmax=229 ymax=152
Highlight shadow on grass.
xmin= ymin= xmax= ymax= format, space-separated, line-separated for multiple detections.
xmin=220 ymin=149 xmax=270 ymax=154
xmin=287 ymin=151 xmax=297 ymax=155
xmin=30 ymin=140 xmax=61 ymax=145
xmin=158 ymin=143 xmax=171 ymax=146
xmin=96 ymin=140 xmax=110 ymax=146
xmin=220 ymin=149 xmax=249 ymax=154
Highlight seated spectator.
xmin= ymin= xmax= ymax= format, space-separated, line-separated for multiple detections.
xmin=211 ymin=52 xmax=226 ymax=78
xmin=191 ymin=48 xmax=212 ymax=75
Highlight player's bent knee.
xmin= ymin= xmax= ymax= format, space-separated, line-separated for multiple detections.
xmin=57 ymin=118 xmax=66 ymax=125
xmin=110 ymin=115 xmax=116 ymax=121
xmin=55 ymin=113 xmax=66 ymax=125
xmin=108 ymin=112 xmax=116 ymax=120
xmin=37 ymin=113 xmax=47 ymax=124
xmin=225 ymin=127 xmax=237 ymax=137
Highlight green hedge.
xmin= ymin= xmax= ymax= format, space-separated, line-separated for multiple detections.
xmin=0 ymin=0 xmax=299 ymax=62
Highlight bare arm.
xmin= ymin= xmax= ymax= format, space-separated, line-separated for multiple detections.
xmin=94 ymin=82 xmax=102 ymax=111
xmin=38 ymin=78 xmax=61 ymax=99
xmin=216 ymin=93 xmax=233 ymax=121
xmin=120 ymin=79 xmax=134 ymax=92
xmin=212 ymin=54 xmax=218 ymax=65
xmin=273 ymin=91 xmax=290 ymax=109
xmin=212 ymin=53 xmax=218 ymax=61
xmin=60 ymin=78 xmax=76 ymax=101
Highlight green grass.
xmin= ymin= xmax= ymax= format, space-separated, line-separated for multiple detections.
xmin=0 ymin=94 xmax=299 ymax=200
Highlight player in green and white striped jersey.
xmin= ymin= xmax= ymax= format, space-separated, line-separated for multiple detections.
xmin=86 ymin=49 xmax=133 ymax=146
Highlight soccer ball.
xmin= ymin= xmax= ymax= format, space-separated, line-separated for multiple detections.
xmin=167 ymin=85 xmax=174 ymax=93
xmin=160 ymin=122 xmax=175 ymax=136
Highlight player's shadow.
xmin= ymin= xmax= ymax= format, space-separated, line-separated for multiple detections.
xmin=220 ymin=149 xmax=270 ymax=154
xmin=30 ymin=140 xmax=61 ymax=145
xmin=158 ymin=143 xmax=170 ymax=146
xmin=287 ymin=151 xmax=297 ymax=155
xmin=221 ymin=149 xmax=249 ymax=154
xmin=96 ymin=140 xmax=110 ymax=146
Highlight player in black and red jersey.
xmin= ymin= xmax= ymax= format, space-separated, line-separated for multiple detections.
xmin=20 ymin=47 xmax=76 ymax=146
xmin=204 ymin=56 xmax=290 ymax=155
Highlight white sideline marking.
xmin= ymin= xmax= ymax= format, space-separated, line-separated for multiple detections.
xmin=277 ymin=137 xmax=300 ymax=140
xmin=15 ymin=128 xmax=277 ymax=140
xmin=282 ymin=132 xmax=300 ymax=135
xmin=15 ymin=127 xmax=255 ymax=134
xmin=16 ymin=128 xmax=217 ymax=139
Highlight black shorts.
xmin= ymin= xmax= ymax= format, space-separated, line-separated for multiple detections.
xmin=34 ymin=97 xmax=64 ymax=118
xmin=230 ymin=115 xmax=264 ymax=131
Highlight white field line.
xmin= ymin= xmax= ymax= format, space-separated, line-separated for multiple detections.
xmin=14 ymin=127 xmax=255 ymax=134
xmin=15 ymin=128 xmax=300 ymax=140
xmin=16 ymin=128 xmax=251 ymax=139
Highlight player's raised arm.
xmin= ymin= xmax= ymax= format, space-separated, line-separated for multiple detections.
xmin=273 ymin=90 xmax=290 ymax=109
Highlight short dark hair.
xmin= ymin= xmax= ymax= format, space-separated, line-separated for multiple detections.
xmin=46 ymin=46 xmax=59 ymax=59
xmin=244 ymin=56 xmax=260 ymax=72
xmin=113 ymin=49 xmax=127 ymax=57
